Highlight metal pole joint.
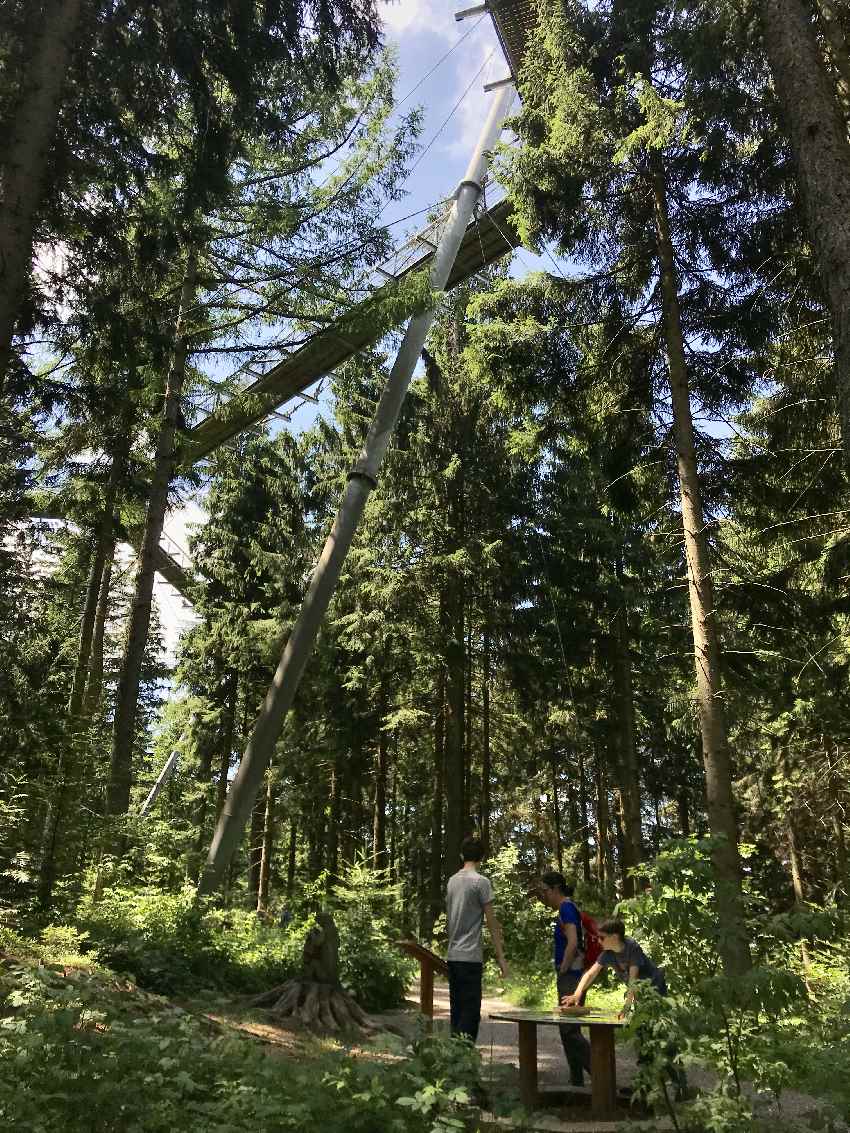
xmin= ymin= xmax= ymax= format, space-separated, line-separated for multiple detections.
xmin=347 ymin=468 xmax=378 ymax=489
xmin=455 ymin=177 xmax=485 ymax=199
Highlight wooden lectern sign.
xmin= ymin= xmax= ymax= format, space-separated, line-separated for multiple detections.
xmin=395 ymin=939 xmax=449 ymax=1027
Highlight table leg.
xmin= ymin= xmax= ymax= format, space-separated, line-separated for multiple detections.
xmin=517 ymin=1021 xmax=538 ymax=1109
xmin=589 ymin=1026 xmax=617 ymax=1117
xmin=420 ymin=961 xmax=434 ymax=1031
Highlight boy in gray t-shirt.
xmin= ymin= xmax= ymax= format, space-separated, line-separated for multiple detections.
xmin=561 ymin=916 xmax=686 ymax=1097
xmin=445 ymin=836 xmax=508 ymax=1041
xmin=560 ymin=915 xmax=667 ymax=1012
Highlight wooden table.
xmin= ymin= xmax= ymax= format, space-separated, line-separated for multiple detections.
xmin=489 ymin=1008 xmax=627 ymax=1117
xmin=394 ymin=939 xmax=449 ymax=1029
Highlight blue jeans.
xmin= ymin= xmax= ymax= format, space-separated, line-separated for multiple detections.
xmin=557 ymin=969 xmax=591 ymax=1085
xmin=448 ymin=960 xmax=482 ymax=1041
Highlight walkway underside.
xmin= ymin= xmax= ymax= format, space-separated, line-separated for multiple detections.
xmin=182 ymin=197 xmax=521 ymax=466
xmin=34 ymin=198 xmax=522 ymax=601
xmin=32 ymin=497 xmax=192 ymax=596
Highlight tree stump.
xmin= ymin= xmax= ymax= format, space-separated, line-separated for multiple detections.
xmin=247 ymin=912 xmax=373 ymax=1032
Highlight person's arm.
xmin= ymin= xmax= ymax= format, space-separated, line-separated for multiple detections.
xmin=483 ymin=902 xmax=509 ymax=978
xmin=559 ymin=920 xmax=578 ymax=974
xmin=618 ymin=963 xmax=641 ymax=1017
xmin=561 ymin=961 xmax=602 ymax=1005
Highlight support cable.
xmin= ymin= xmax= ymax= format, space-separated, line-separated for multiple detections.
xmin=395 ymin=15 xmax=487 ymax=109
xmin=408 ymin=51 xmax=496 ymax=177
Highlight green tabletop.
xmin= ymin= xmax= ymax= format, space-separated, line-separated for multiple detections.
xmin=489 ymin=1008 xmax=627 ymax=1027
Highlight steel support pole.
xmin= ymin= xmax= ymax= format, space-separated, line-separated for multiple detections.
xmin=139 ymin=749 xmax=180 ymax=817
xmin=198 ymin=82 xmax=515 ymax=896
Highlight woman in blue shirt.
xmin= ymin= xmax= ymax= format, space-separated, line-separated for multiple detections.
xmin=541 ymin=871 xmax=591 ymax=1087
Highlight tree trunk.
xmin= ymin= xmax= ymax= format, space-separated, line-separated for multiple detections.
xmin=0 ymin=0 xmax=83 ymax=385
xmin=389 ymin=751 xmax=398 ymax=881
xmin=762 ymin=0 xmax=850 ymax=460
xmin=443 ymin=583 xmax=465 ymax=876
xmin=372 ymin=726 xmax=388 ymax=867
xmin=248 ymin=912 xmax=373 ymax=1032
xmin=567 ymin=767 xmax=580 ymax=840
xmin=215 ymin=674 xmax=238 ymax=821
xmin=677 ymin=790 xmax=691 ymax=837
xmin=464 ymin=623 xmax=474 ymax=823
xmin=308 ymin=788 xmax=326 ymax=878
xmin=577 ymin=746 xmax=591 ymax=886
xmin=481 ymin=625 xmax=492 ymax=852
xmin=187 ymin=724 xmax=216 ymax=884
xmin=69 ymin=438 xmax=127 ymax=717
xmin=286 ymin=815 xmax=297 ymax=900
xmin=832 ymin=803 xmax=848 ymax=902
xmin=108 ymin=248 xmax=198 ymax=814
xmin=429 ymin=669 xmax=445 ymax=935
xmin=83 ymin=542 xmax=114 ymax=714
xmin=68 ymin=538 xmax=108 ymax=716
xmin=551 ymin=748 xmax=563 ymax=873
xmin=595 ymin=748 xmax=612 ymax=893
xmin=787 ymin=808 xmax=813 ymax=976
xmin=595 ymin=790 xmax=606 ymax=890
xmin=326 ymin=758 xmax=341 ymax=881
xmin=341 ymin=754 xmax=359 ymax=867
xmin=611 ymin=600 xmax=642 ymax=895
xmin=815 ymin=0 xmax=850 ymax=119
xmin=651 ymin=162 xmax=750 ymax=975
xmin=40 ymin=442 xmax=124 ymax=904
xmin=248 ymin=788 xmax=265 ymax=905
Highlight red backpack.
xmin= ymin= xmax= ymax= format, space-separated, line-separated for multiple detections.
xmin=580 ymin=911 xmax=602 ymax=970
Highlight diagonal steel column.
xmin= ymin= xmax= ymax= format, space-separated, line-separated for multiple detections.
xmin=198 ymin=82 xmax=515 ymax=895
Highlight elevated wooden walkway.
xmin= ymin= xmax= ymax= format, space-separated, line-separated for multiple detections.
xmin=181 ymin=196 xmax=521 ymax=466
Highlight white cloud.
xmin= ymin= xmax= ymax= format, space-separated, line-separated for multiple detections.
xmin=380 ymin=0 xmax=450 ymax=37
xmin=448 ymin=38 xmax=513 ymax=159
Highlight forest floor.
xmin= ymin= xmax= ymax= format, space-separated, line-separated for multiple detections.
xmin=6 ymin=941 xmax=843 ymax=1133
xmin=197 ymin=975 xmax=846 ymax=1130
xmin=167 ymin=972 xmax=849 ymax=1131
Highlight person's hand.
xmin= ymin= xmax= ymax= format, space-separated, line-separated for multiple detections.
xmin=561 ymin=993 xmax=579 ymax=1007
xmin=499 ymin=959 xmax=509 ymax=979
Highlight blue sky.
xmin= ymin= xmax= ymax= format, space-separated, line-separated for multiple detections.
xmin=376 ymin=1 xmax=515 ymax=228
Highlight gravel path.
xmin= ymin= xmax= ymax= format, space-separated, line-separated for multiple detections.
xmin=429 ymin=980 xmax=633 ymax=1091
xmin=374 ymin=977 xmax=846 ymax=1130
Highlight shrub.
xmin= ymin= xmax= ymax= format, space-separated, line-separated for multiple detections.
xmin=484 ymin=844 xmax=550 ymax=969
xmin=77 ymin=887 xmax=301 ymax=996
xmin=332 ymin=859 xmax=414 ymax=1011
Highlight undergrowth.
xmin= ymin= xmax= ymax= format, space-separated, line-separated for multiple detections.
xmin=0 ymin=932 xmax=478 ymax=1133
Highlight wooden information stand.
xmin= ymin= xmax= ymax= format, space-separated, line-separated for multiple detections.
xmin=489 ymin=1008 xmax=627 ymax=1117
xmin=395 ymin=939 xmax=449 ymax=1027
